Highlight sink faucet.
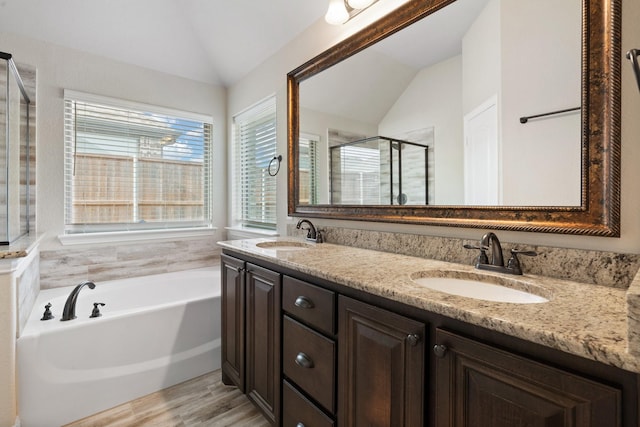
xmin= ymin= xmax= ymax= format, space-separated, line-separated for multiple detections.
xmin=480 ymin=232 xmax=504 ymax=267
xmin=61 ymin=280 xmax=96 ymax=321
xmin=464 ymin=232 xmax=536 ymax=275
xmin=296 ymin=219 xmax=323 ymax=243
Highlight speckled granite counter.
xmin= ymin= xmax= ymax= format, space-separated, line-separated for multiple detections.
xmin=0 ymin=234 xmax=40 ymax=260
xmin=218 ymin=238 xmax=640 ymax=374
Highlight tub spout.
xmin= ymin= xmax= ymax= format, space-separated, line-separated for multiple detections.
xmin=61 ymin=280 xmax=96 ymax=321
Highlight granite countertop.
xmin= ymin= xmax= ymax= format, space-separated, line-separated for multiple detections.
xmin=218 ymin=237 xmax=640 ymax=374
xmin=0 ymin=234 xmax=41 ymax=259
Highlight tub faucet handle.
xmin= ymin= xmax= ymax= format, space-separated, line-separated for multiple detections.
xmin=41 ymin=303 xmax=54 ymax=321
xmin=90 ymin=302 xmax=106 ymax=318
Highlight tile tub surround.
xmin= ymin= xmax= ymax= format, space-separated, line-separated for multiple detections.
xmin=287 ymin=225 xmax=640 ymax=289
xmin=39 ymin=237 xmax=220 ymax=289
xmin=219 ymin=238 xmax=640 ymax=374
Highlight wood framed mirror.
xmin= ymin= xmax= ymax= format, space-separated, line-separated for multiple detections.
xmin=288 ymin=0 xmax=621 ymax=236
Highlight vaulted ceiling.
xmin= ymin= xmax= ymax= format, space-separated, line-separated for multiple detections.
xmin=0 ymin=0 xmax=329 ymax=87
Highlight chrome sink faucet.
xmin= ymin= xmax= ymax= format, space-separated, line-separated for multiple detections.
xmin=296 ymin=219 xmax=323 ymax=243
xmin=61 ymin=280 xmax=96 ymax=321
xmin=464 ymin=232 xmax=536 ymax=275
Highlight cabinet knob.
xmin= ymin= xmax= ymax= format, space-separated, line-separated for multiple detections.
xmin=295 ymin=352 xmax=315 ymax=369
xmin=294 ymin=296 xmax=315 ymax=309
xmin=296 ymin=423 xmax=306 ymax=427
xmin=433 ymin=344 xmax=448 ymax=358
xmin=406 ymin=333 xmax=421 ymax=346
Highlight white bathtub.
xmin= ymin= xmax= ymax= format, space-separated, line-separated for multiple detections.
xmin=17 ymin=266 xmax=221 ymax=427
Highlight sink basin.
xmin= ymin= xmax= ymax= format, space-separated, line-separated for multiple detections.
xmin=255 ymin=241 xmax=313 ymax=251
xmin=410 ymin=273 xmax=549 ymax=304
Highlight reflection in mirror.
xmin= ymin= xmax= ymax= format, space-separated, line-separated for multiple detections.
xmin=298 ymin=0 xmax=582 ymax=207
xmin=288 ymin=0 xmax=621 ymax=236
xmin=326 ymin=133 xmax=431 ymax=205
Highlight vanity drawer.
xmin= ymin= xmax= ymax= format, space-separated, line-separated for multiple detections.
xmin=283 ymin=380 xmax=335 ymax=427
xmin=283 ymin=316 xmax=336 ymax=413
xmin=283 ymin=276 xmax=335 ymax=335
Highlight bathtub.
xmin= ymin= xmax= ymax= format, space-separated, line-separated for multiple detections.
xmin=17 ymin=266 xmax=221 ymax=427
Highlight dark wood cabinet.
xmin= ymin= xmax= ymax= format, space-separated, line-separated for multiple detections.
xmin=338 ymin=295 xmax=425 ymax=427
xmin=246 ymin=263 xmax=281 ymax=425
xmin=434 ymin=328 xmax=622 ymax=427
xmin=220 ymin=254 xmax=281 ymax=426
xmin=220 ymin=253 xmax=245 ymax=391
xmin=221 ymin=249 xmax=638 ymax=427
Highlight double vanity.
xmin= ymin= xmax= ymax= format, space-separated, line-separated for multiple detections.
xmin=218 ymin=237 xmax=640 ymax=427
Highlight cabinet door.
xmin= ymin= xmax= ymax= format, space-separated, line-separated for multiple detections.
xmin=434 ymin=329 xmax=621 ymax=427
xmin=338 ymin=296 xmax=425 ymax=427
xmin=220 ymin=254 xmax=245 ymax=391
xmin=246 ymin=263 xmax=281 ymax=426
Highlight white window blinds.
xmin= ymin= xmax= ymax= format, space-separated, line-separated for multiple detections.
xmin=233 ymin=97 xmax=277 ymax=229
xmin=63 ymin=91 xmax=213 ymax=233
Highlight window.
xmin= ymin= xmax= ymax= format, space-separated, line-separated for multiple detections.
xmin=233 ymin=97 xmax=277 ymax=230
xmin=298 ymin=134 xmax=319 ymax=205
xmin=63 ymin=91 xmax=213 ymax=234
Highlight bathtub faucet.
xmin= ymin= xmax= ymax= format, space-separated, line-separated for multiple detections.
xmin=61 ymin=280 xmax=96 ymax=321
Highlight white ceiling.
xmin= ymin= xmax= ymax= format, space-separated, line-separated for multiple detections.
xmin=0 ymin=0 xmax=329 ymax=87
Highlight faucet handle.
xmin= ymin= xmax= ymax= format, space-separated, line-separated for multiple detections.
xmin=90 ymin=302 xmax=106 ymax=318
xmin=506 ymin=249 xmax=537 ymax=274
xmin=463 ymin=244 xmax=489 ymax=264
xmin=41 ymin=303 xmax=54 ymax=321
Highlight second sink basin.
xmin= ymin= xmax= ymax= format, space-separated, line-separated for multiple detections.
xmin=410 ymin=272 xmax=549 ymax=304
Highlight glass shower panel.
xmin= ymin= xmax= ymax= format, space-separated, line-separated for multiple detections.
xmin=399 ymin=143 xmax=428 ymax=205
xmin=0 ymin=52 xmax=31 ymax=244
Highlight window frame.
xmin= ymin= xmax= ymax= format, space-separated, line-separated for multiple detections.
xmin=63 ymin=90 xmax=214 ymax=235
xmin=232 ymin=96 xmax=278 ymax=231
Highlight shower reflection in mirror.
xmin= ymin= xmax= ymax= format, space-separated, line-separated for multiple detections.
xmin=299 ymin=128 xmax=433 ymax=206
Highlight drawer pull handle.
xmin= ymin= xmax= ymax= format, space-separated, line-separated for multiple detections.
xmin=295 ymin=352 xmax=315 ymax=369
xmin=296 ymin=423 xmax=306 ymax=427
xmin=294 ymin=296 xmax=315 ymax=309
xmin=406 ymin=333 xmax=421 ymax=346
xmin=433 ymin=344 xmax=448 ymax=358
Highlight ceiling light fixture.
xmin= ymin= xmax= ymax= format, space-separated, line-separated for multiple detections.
xmin=325 ymin=0 xmax=379 ymax=25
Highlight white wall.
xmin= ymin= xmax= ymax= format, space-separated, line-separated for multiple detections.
xmin=230 ymin=0 xmax=640 ymax=254
xmin=0 ymin=31 xmax=228 ymax=249
xmin=379 ymin=55 xmax=464 ymax=204
xmin=227 ymin=0 xmax=414 ymax=236
xmin=0 ymin=31 xmax=228 ymax=426
xmin=500 ymin=0 xmax=582 ymax=206
xmin=462 ymin=0 xmax=501 ymax=114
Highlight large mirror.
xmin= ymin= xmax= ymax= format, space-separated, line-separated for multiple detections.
xmin=288 ymin=0 xmax=621 ymax=236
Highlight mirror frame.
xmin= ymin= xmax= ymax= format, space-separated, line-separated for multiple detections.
xmin=288 ymin=0 xmax=621 ymax=236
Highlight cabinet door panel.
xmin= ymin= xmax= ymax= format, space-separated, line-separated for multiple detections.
xmin=221 ymin=254 xmax=245 ymax=391
xmin=435 ymin=328 xmax=621 ymax=427
xmin=338 ymin=296 xmax=425 ymax=427
xmin=246 ymin=263 xmax=281 ymax=426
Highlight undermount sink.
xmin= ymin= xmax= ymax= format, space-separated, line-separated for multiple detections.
xmin=255 ymin=241 xmax=313 ymax=251
xmin=410 ymin=272 xmax=549 ymax=304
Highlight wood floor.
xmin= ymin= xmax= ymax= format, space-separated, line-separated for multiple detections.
xmin=64 ymin=370 xmax=270 ymax=427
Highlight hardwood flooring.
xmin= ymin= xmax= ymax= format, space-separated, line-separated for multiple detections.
xmin=64 ymin=370 xmax=270 ymax=427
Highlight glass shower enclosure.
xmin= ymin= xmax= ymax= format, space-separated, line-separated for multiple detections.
xmin=330 ymin=136 xmax=429 ymax=205
xmin=0 ymin=52 xmax=31 ymax=244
